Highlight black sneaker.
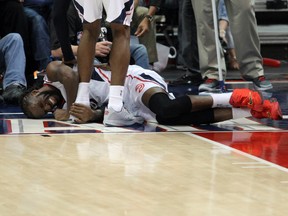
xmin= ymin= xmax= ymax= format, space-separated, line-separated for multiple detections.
xmin=252 ymin=76 xmax=273 ymax=91
xmin=2 ymin=84 xmax=26 ymax=105
xmin=170 ymin=73 xmax=203 ymax=86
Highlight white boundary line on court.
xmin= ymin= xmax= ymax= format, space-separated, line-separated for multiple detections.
xmin=186 ymin=132 xmax=288 ymax=173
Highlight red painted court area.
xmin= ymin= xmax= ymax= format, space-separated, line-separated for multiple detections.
xmin=197 ymin=131 xmax=288 ymax=169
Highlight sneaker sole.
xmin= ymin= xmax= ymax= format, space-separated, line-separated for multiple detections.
xmin=253 ymin=83 xmax=273 ymax=91
xmin=198 ymin=85 xmax=220 ymax=92
xmin=103 ymin=116 xmax=144 ymax=127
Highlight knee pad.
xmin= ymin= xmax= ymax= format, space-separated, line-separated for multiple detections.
xmin=148 ymin=93 xmax=192 ymax=120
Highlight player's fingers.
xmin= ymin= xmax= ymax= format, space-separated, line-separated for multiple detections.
xmin=74 ymin=118 xmax=84 ymax=124
xmin=70 ymin=110 xmax=81 ymax=117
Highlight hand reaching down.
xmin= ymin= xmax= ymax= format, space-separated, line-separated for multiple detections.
xmin=70 ymin=103 xmax=104 ymax=124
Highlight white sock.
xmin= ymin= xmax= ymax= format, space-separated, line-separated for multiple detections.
xmin=210 ymin=92 xmax=232 ymax=108
xmin=232 ymin=108 xmax=251 ymax=119
xmin=108 ymin=85 xmax=124 ymax=112
xmin=75 ymin=82 xmax=90 ymax=106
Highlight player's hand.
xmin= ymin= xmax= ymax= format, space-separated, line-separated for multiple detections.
xmin=70 ymin=103 xmax=96 ymax=124
xmin=53 ymin=109 xmax=70 ymax=121
xmin=95 ymin=41 xmax=112 ymax=57
xmin=134 ymin=20 xmax=149 ymax=37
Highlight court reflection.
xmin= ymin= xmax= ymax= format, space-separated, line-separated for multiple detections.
xmin=197 ymin=131 xmax=288 ymax=168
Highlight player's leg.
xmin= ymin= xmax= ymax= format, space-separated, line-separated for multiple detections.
xmin=107 ymin=22 xmax=130 ymax=111
xmin=144 ymin=87 xmax=282 ymax=125
xmin=103 ymin=0 xmax=141 ymax=126
xmin=153 ymin=107 xmax=253 ymax=125
xmin=73 ymin=0 xmax=102 ymax=106
xmin=144 ymin=88 xmax=259 ymax=117
xmin=75 ymin=20 xmax=101 ymax=106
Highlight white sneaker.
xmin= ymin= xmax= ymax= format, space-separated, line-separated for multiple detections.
xmin=103 ymin=107 xmax=144 ymax=127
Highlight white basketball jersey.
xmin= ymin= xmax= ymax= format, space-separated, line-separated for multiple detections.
xmin=44 ymin=65 xmax=172 ymax=121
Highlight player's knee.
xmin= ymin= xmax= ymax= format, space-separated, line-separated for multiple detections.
xmin=155 ymin=115 xmax=174 ymax=125
xmin=149 ymin=93 xmax=193 ymax=124
xmin=156 ymin=104 xmax=174 ymax=120
xmin=148 ymin=93 xmax=178 ymax=119
xmin=111 ymin=24 xmax=130 ymax=38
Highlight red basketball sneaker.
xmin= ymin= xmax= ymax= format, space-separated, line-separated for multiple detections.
xmin=250 ymin=98 xmax=283 ymax=120
xmin=229 ymin=88 xmax=263 ymax=111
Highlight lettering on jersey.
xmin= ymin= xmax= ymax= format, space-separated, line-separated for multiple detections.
xmin=135 ymin=83 xmax=145 ymax=93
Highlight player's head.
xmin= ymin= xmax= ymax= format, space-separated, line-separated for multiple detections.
xmin=20 ymin=86 xmax=64 ymax=119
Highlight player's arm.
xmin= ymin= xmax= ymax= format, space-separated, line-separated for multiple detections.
xmin=51 ymin=41 xmax=112 ymax=59
xmin=46 ymin=61 xmax=79 ymax=116
xmin=51 ymin=45 xmax=79 ymax=59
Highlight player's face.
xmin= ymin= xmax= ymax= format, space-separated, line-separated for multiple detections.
xmin=27 ymin=86 xmax=63 ymax=118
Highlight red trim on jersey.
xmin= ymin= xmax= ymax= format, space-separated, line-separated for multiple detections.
xmin=97 ymin=68 xmax=111 ymax=83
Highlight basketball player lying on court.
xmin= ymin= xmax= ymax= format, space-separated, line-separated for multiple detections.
xmin=20 ymin=61 xmax=282 ymax=126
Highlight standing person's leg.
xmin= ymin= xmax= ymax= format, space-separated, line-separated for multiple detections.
xmin=225 ymin=0 xmax=272 ymax=90
xmin=191 ymin=0 xmax=227 ymax=91
xmin=73 ymin=0 xmax=102 ymax=106
xmin=75 ymin=20 xmax=101 ymax=106
xmin=171 ymin=0 xmax=202 ymax=86
xmin=182 ymin=0 xmax=199 ymax=74
xmin=73 ymin=0 xmax=141 ymax=126
xmin=174 ymin=0 xmax=202 ymax=85
xmin=103 ymin=0 xmax=144 ymax=126
xmin=109 ymin=23 xmax=131 ymax=86
xmin=108 ymin=22 xmax=130 ymax=110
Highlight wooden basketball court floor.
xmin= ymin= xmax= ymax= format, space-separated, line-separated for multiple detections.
xmin=1 ymin=80 xmax=288 ymax=215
